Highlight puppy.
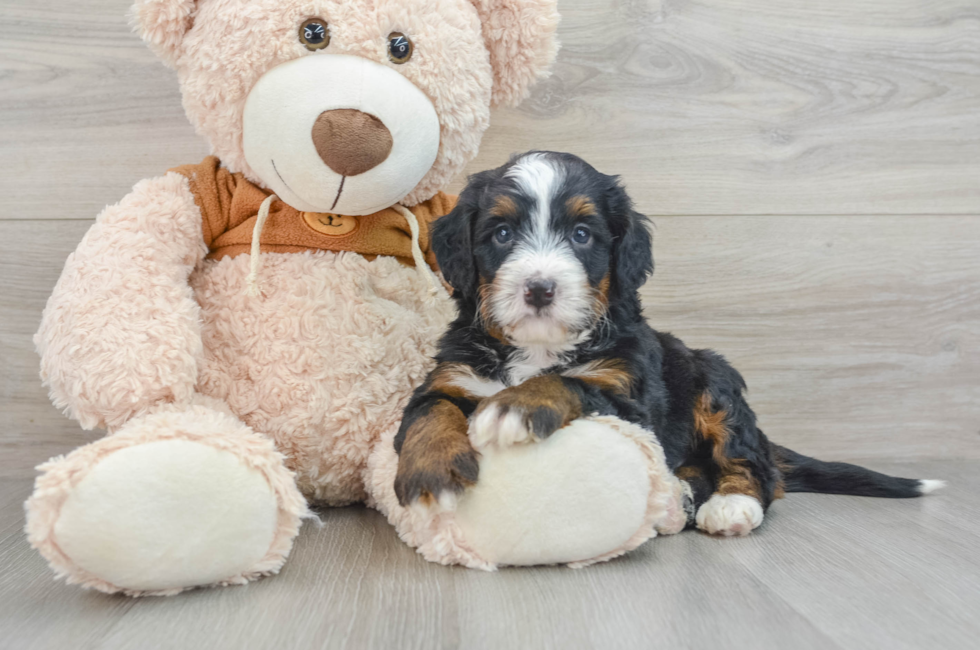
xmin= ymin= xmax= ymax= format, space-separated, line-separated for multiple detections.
xmin=394 ymin=151 xmax=943 ymax=536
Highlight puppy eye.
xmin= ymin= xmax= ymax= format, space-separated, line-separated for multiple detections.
xmin=494 ymin=225 xmax=514 ymax=245
xmin=572 ymin=225 xmax=592 ymax=245
xmin=300 ymin=18 xmax=330 ymax=51
xmin=388 ymin=32 xmax=414 ymax=64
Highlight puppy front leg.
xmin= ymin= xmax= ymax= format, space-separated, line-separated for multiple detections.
xmin=394 ymin=364 xmax=482 ymax=509
xmin=394 ymin=399 xmax=478 ymax=510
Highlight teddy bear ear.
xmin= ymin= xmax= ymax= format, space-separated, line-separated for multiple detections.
xmin=471 ymin=0 xmax=561 ymax=108
xmin=131 ymin=0 xmax=197 ymax=67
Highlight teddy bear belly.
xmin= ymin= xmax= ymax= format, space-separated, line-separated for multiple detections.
xmin=189 ymin=251 xmax=454 ymax=505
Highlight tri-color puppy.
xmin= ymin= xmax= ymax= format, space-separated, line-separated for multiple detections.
xmin=393 ymin=151 xmax=944 ymax=536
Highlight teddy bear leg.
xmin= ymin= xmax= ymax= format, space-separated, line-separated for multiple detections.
xmin=366 ymin=415 xmax=687 ymax=570
xmin=25 ymin=399 xmax=308 ymax=596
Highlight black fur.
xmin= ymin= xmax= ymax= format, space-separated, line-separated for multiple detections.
xmin=397 ymin=151 xmax=933 ymax=522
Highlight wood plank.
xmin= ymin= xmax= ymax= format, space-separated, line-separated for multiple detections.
xmin=90 ymin=506 xmax=459 ymax=650
xmin=1 ymin=0 xmax=978 ymax=220
xmin=2 ymin=215 xmax=978 ymax=481
xmin=0 ymin=480 xmax=139 ymax=650
xmin=0 ymin=220 xmax=100 ymax=480
xmin=643 ymin=215 xmax=980 ymax=460
xmin=720 ymin=460 xmax=980 ymax=650
xmin=1 ymin=464 xmax=977 ymax=649
xmin=449 ymin=537 xmax=837 ymax=650
xmin=467 ymin=0 xmax=980 ymax=214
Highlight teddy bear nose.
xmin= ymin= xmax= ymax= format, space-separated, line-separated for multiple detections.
xmin=311 ymin=109 xmax=394 ymax=177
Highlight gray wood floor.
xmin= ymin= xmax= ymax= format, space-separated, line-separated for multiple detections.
xmin=0 ymin=460 xmax=976 ymax=650
xmin=1 ymin=0 xmax=978 ymax=647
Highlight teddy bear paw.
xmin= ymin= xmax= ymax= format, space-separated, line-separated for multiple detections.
xmin=26 ymin=407 xmax=306 ymax=595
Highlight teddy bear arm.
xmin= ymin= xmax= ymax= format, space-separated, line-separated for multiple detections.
xmin=35 ymin=172 xmax=209 ymax=430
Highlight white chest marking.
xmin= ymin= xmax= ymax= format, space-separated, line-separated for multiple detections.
xmin=505 ymin=342 xmax=570 ymax=386
xmin=447 ymin=367 xmax=507 ymax=398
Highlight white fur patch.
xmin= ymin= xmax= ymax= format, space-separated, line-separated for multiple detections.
xmin=506 ymin=152 xmax=561 ymax=234
xmin=470 ymin=402 xmax=535 ymax=449
xmin=504 ymin=334 xmax=589 ymax=386
xmin=918 ymin=479 xmax=947 ymax=494
xmin=695 ymin=493 xmax=764 ymax=537
xmin=445 ymin=366 xmax=506 ymax=398
xmin=407 ymin=489 xmax=460 ymax=519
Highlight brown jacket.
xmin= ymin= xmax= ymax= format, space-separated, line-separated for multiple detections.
xmin=170 ymin=157 xmax=455 ymax=271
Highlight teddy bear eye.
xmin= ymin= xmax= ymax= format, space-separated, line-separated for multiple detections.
xmin=300 ymin=18 xmax=330 ymax=51
xmin=387 ymin=32 xmax=414 ymax=64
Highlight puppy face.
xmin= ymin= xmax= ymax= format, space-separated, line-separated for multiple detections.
xmin=435 ymin=151 xmax=653 ymax=347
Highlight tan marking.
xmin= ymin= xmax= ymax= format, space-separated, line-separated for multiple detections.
xmin=427 ymin=364 xmax=477 ymax=401
xmin=592 ymin=274 xmax=611 ymax=320
xmin=396 ymin=401 xmax=475 ymax=505
xmin=566 ymin=196 xmax=596 ymax=219
xmin=490 ymin=194 xmax=517 ymax=217
xmin=427 ymin=363 xmax=504 ymax=400
xmin=694 ymin=392 xmax=764 ymax=500
xmin=477 ymin=278 xmax=509 ymax=343
xmin=563 ymin=358 xmax=633 ymax=396
xmin=774 ymin=480 xmax=786 ymax=500
xmin=716 ymin=462 xmax=762 ymax=499
xmin=694 ymin=392 xmax=731 ymax=470
xmin=475 ymin=375 xmax=583 ymax=434
xmin=675 ymin=465 xmax=703 ymax=481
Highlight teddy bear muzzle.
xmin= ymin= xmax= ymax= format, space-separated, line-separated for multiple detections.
xmin=242 ymin=53 xmax=440 ymax=217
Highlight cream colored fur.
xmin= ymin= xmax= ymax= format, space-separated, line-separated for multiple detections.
xmin=26 ymin=0 xmax=683 ymax=596
xmin=134 ymin=0 xmax=559 ymax=207
xmin=365 ymin=416 xmax=686 ymax=570
xmin=25 ymin=399 xmax=310 ymax=596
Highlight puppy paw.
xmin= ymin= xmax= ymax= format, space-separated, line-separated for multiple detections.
xmin=469 ymin=382 xmax=576 ymax=450
xmin=695 ymin=494 xmax=764 ymax=537
xmin=394 ymin=447 xmax=479 ymax=512
xmin=469 ymin=401 xmax=534 ymax=448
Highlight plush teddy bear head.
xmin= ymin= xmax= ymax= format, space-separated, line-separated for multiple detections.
xmin=133 ymin=0 xmax=559 ymax=216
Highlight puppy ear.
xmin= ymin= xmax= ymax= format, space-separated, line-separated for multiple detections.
xmin=607 ymin=181 xmax=654 ymax=298
xmin=433 ymin=171 xmax=493 ymax=300
xmin=469 ymin=0 xmax=561 ymax=108
xmin=131 ymin=0 xmax=197 ymax=67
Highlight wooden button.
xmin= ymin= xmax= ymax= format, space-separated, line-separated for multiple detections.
xmin=303 ymin=212 xmax=358 ymax=236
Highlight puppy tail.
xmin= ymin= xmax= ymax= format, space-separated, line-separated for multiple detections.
xmin=771 ymin=444 xmax=945 ymax=498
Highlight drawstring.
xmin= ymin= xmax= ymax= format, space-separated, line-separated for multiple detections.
xmin=246 ymin=193 xmax=277 ymax=297
xmin=393 ymin=204 xmax=441 ymax=296
xmin=246 ymin=196 xmax=440 ymax=298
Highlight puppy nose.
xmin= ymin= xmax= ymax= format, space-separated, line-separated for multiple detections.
xmin=311 ymin=109 xmax=393 ymax=177
xmin=524 ymin=279 xmax=557 ymax=309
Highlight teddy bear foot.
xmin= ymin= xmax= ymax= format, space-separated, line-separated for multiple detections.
xmin=370 ymin=415 xmax=687 ymax=570
xmin=451 ymin=416 xmax=686 ymax=568
xmin=25 ymin=404 xmax=309 ymax=596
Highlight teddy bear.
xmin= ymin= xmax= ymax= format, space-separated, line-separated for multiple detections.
xmin=26 ymin=0 xmax=688 ymax=596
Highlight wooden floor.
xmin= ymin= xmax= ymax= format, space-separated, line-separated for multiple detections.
xmin=1 ymin=0 xmax=978 ymax=647
xmin=0 ymin=460 xmax=976 ymax=650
